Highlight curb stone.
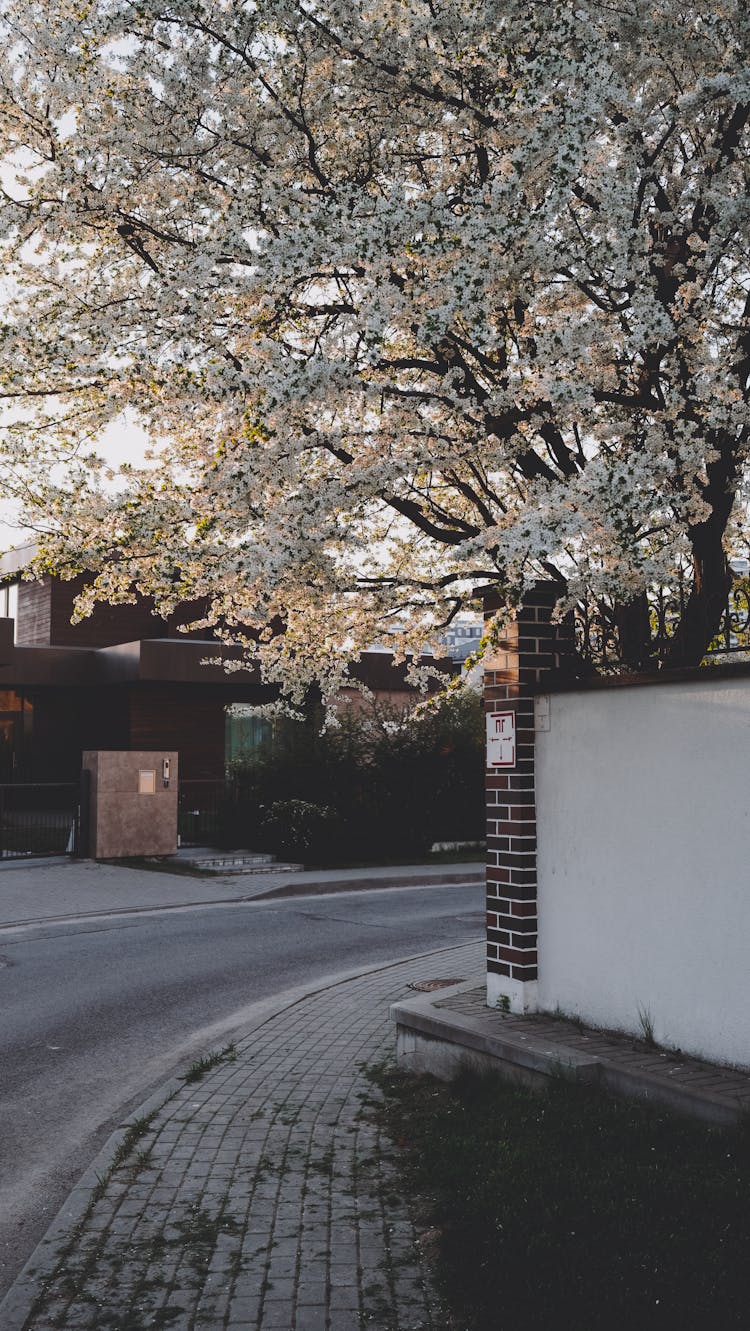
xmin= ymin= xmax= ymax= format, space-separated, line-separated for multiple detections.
xmin=0 ymin=870 xmax=482 ymax=933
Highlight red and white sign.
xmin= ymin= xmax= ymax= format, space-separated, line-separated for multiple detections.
xmin=486 ymin=710 xmax=516 ymax=768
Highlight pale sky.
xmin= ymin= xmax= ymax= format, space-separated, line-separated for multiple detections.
xmin=0 ymin=414 xmax=151 ymax=553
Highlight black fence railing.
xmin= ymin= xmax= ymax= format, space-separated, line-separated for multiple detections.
xmin=178 ymin=779 xmax=231 ymax=847
xmin=574 ymin=578 xmax=750 ymax=672
xmin=0 ymin=783 xmax=81 ymax=860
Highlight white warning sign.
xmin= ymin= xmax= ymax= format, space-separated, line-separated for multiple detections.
xmin=486 ymin=710 xmax=516 ymax=769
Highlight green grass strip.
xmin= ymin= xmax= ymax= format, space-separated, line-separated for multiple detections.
xmin=369 ymin=1064 xmax=750 ymax=1331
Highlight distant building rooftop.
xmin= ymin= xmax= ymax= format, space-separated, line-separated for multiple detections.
xmin=439 ymin=619 xmax=483 ymax=663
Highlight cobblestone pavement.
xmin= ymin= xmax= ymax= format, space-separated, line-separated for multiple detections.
xmin=6 ymin=942 xmax=483 ymax=1331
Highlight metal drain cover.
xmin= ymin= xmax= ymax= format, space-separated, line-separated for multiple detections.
xmin=407 ymin=977 xmax=464 ymax=992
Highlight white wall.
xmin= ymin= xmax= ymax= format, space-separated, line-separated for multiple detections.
xmin=536 ymin=675 xmax=750 ymax=1069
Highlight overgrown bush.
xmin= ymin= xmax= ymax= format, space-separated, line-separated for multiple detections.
xmin=225 ymin=688 xmax=484 ymax=864
xmin=257 ymin=799 xmax=343 ymax=861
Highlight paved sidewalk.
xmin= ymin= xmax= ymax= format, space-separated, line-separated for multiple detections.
xmin=0 ymin=859 xmax=482 ymax=930
xmin=2 ymin=941 xmax=483 ymax=1331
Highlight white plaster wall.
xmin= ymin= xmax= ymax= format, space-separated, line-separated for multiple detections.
xmin=536 ymin=677 xmax=750 ymax=1068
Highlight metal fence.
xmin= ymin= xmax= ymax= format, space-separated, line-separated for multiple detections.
xmin=0 ymin=782 xmax=81 ymax=860
xmin=574 ymin=579 xmax=750 ymax=671
xmin=178 ymin=779 xmax=231 ymax=847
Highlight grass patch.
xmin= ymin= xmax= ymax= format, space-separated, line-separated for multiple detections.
xmin=182 ymin=1042 xmax=237 ymax=1083
xmin=111 ymin=1112 xmax=158 ymax=1170
xmin=87 ymin=1112 xmax=158 ymax=1201
xmin=369 ymin=1064 xmax=750 ymax=1331
xmin=172 ymin=1200 xmax=242 ymax=1280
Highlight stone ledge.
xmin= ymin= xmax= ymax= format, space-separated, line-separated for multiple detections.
xmin=391 ymin=981 xmax=601 ymax=1087
xmin=391 ymin=983 xmax=750 ymax=1126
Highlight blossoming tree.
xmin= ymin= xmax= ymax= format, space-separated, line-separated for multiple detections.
xmin=0 ymin=0 xmax=748 ymax=696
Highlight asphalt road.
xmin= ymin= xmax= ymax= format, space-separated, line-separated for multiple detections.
xmin=0 ymin=881 xmax=483 ymax=1300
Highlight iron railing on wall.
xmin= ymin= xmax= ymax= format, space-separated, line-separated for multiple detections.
xmin=0 ymin=782 xmax=81 ymax=860
xmin=574 ymin=579 xmax=750 ymax=672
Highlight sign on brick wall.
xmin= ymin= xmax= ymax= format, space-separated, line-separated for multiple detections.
xmin=486 ymin=709 xmax=516 ymax=769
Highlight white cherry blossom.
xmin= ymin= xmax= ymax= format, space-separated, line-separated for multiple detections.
xmin=0 ymin=0 xmax=747 ymax=694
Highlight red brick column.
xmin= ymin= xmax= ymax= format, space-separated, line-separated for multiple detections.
xmin=483 ymin=584 xmax=569 ymax=1013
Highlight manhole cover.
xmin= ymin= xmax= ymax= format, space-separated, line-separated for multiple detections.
xmin=407 ymin=977 xmax=464 ymax=992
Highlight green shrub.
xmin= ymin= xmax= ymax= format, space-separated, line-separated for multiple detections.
xmin=225 ymin=688 xmax=484 ymax=864
xmin=257 ymin=798 xmax=343 ymax=860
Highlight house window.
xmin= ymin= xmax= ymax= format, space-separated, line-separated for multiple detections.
xmin=225 ymin=706 xmax=272 ymax=772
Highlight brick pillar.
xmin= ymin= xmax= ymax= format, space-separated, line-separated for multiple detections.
xmin=483 ymin=584 xmax=569 ymax=1013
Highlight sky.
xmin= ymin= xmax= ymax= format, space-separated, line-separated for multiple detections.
xmin=0 ymin=415 xmax=150 ymax=552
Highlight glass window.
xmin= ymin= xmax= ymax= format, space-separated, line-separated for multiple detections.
xmin=225 ymin=706 xmax=272 ymax=772
xmin=7 ymin=583 xmax=17 ymax=641
xmin=0 ymin=583 xmax=18 ymax=640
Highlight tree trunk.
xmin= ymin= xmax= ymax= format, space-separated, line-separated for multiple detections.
xmin=663 ymin=445 xmax=737 ymax=668
xmin=614 ymin=593 xmax=653 ymax=670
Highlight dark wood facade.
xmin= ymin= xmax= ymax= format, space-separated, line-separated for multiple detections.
xmin=15 ymin=572 xmax=210 ymax=650
xmin=0 ymin=560 xmax=454 ymax=783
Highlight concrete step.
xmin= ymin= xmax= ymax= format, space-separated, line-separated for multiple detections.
xmin=391 ymin=982 xmax=750 ymax=1126
xmin=177 ymin=850 xmax=303 ymax=874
